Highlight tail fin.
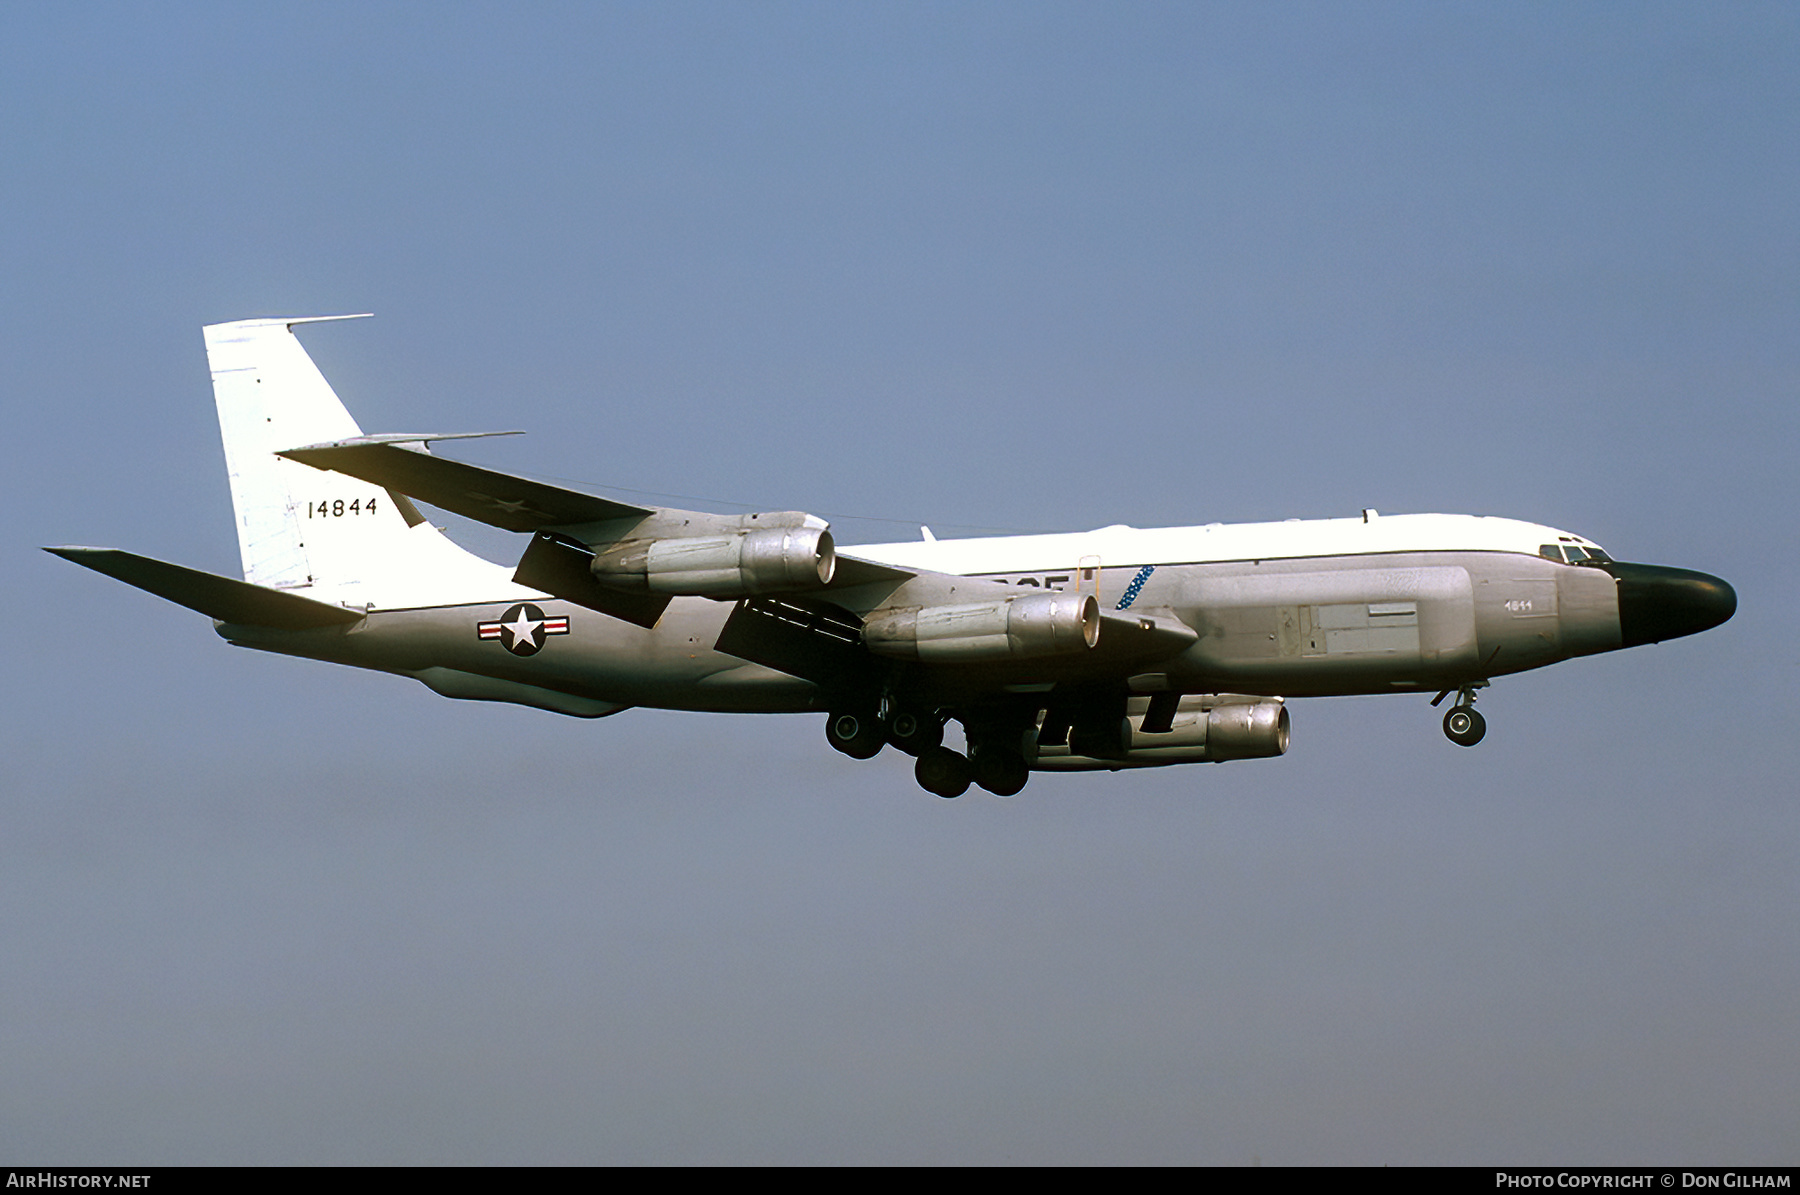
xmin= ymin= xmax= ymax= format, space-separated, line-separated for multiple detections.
xmin=204 ymin=316 xmax=505 ymax=608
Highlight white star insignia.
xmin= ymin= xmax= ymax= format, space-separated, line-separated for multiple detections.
xmin=503 ymin=609 xmax=542 ymax=648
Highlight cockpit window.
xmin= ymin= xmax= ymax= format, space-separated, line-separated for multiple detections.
xmin=1539 ymin=543 xmax=1613 ymax=565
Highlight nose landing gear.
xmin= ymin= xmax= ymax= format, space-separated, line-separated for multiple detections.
xmin=1432 ymin=683 xmax=1489 ymax=747
xmin=1442 ymin=704 xmax=1487 ymax=747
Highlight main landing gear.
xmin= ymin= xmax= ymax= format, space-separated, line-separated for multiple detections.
xmin=825 ymin=709 xmax=885 ymax=759
xmin=969 ymin=742 xmax=1030 ymax=798
xmin=884 ymin=709 xmax=944 ymax=757
xmin=914 ymin=742 xmax=1030 ymax=799
xmin=914 ymin=746 xmax=972 ymax=799
xmin=827 ymin=704 xmax=944 ymax=761
xmin=825 ymin=706 xmax=1033 ymax=798
xmin=1432 ymin=683 xmax=1488 ymax=747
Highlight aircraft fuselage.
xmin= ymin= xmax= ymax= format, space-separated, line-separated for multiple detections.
xmin=216 ymin=511 xmax=1730 ymax=714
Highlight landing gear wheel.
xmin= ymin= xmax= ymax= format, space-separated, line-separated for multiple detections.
xmin=971 ymin=747 xmax=1029 ymax=797
xmin=915 ymin=747 xmax=972 ymax=799
xmin=826 ymin=710 xmax=885 ymax=760
xmin=886 ymin=709 xmax=944 ymax=756
xmin=1443 ymin=706 xmax=1487 ymax=747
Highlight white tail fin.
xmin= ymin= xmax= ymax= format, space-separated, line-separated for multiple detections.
xmin=204 ymin=316 xmax=512 ymax=609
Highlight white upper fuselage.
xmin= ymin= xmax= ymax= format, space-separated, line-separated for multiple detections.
xmin=336 ymin=511 xmax=1593 ymax=612
xmin=849 ymin=512 xmax=1596 ymax=577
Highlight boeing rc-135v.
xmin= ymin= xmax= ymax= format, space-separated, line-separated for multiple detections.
xmin=50 ymin=316 xmax=1737 ymax=798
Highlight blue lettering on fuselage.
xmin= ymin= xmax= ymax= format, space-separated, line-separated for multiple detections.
xmin=1116 ymin=565 xmax=1155 ymax=610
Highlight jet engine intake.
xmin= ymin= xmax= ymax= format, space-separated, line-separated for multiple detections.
xmin=863 ymin=592 xmax=1100 ymax=663
xmin=590 ymin=526 xmax=836 ymax=597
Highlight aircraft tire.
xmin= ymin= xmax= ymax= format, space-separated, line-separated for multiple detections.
xmin=915 ymin=747 xmax=972 ymax=798
xmin=886 ymin=710 xmax=944 ymax=756
xmin=1443 ymin=706 xmax=1487 ymax=747
xmin=972 ymin=746 xmax=1029 ymax=797
xmin=827 ymin=711 xmax=886 ymax=760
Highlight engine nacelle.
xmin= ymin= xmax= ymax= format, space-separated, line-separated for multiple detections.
xmin=1034 ymin=697 xmax=1290 ymax=770
xmin=1199 ymin=699 xmax=1291 ymax=761
xmin=590 ymin=526 xmax=836 ymax=598
xmin=863 ymin=592 xmax=1100 ymax=663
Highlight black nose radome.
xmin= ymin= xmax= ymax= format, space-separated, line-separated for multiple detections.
xmin=1596 ymin=562 xmax=1737 ymax=648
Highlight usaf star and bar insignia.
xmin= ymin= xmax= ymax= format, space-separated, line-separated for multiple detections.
xmin=478 ymin=603 xmax=570 ymax=656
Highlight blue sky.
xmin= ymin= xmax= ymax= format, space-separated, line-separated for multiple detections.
xmin=3 ymin=1 xmax=1796 ymax=1163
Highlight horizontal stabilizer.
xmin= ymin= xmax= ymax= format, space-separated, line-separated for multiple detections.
xmin=280 ymin=313 xmax=374 ymax=327
xmin=294 ymin=431 xmax=525 ymax=448
xmin=279 ymin=441 xmax=651 ymax=532
xmin=45 ymin=547 xmax=365 ymax=629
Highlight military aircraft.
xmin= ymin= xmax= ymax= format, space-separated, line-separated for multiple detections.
xmin=49 ymin=315 xmax=1737 ymax=798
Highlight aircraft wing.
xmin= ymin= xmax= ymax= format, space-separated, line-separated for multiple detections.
xmin=280 ymin=440 xmax=652 ymax=532
xmin=710 ymin=556 xmax=1198 ymax=691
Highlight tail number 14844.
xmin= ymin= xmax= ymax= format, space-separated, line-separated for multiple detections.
xmin=307 ymin=497 xmax=378 ymax=518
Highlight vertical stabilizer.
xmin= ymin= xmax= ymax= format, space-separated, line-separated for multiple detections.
xmin=206 ymin=316 xmax=376 ymax=588
xmin=204 ymin=316 xmax=510 ymax=608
